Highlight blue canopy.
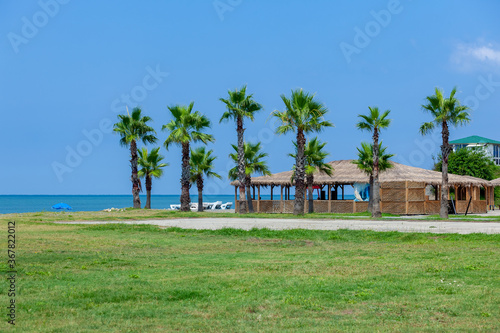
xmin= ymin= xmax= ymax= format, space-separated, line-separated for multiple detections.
xmin=52 ymin=203 xmax=72 ymax=210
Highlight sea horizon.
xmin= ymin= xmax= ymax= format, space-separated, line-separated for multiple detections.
xmin=0 ymin=194 xmax=356 ymax=214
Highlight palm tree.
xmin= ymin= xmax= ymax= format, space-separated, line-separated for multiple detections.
xmin=353 ymin=142 xmax=394 ymax=213
xmin=356 ymin=107 xmax=391 ymax=218
xmin=220 ymin=86 xmax=263 ymax=213
xmin=163 ymin=102 xmax=214 ymax=212
xmin=190 ymin=147 xmax=222 ymax=212
xmin=138 ymin=147 xmax=168 ymax=209
xmin=113 ymin=107 xmax=157 ymax=208
xmin=272 ymin=89 xmax=333 ymax=215
xmin=228 ymin=142 xmax=271 ymax=213
xmin=289 ymin=137 xmax=333 ymax=213
xmin=420 ymin=87 xmax=471 ymax=218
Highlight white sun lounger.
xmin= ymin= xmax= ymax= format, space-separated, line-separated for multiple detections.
xmin=221 ymin=202 xmax=232 ymax=209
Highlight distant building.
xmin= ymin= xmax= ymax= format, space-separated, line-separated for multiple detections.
xmin=450 ymin=135 xmax=500 ymax=166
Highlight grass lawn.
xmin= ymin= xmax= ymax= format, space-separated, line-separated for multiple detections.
xmin=2 ymin=209 xmax=500 ymax=224
xmin=0 ymin=218 xmax=498 ymax=332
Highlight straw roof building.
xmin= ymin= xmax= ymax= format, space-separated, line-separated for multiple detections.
xmin=491 ymin=178 xmax=500 ymax=187
xmin=232 ymin=160 xmax=489 ymax=187
xmin=231 ymin=160 xmax=494 ymax=215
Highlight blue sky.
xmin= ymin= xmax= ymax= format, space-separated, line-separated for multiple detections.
xmin=1 ymin=0 xmax=500 ymax=195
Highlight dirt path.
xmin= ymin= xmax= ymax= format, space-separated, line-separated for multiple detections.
xmin=56 ymin=218 xmax=500 ymax=234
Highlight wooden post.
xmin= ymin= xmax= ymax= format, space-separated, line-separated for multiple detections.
xmin=280 ymin=185 xmax=284 ymax=213
xmin=492 ymin=186 xmax=495 ymax=210
xmin=454 ymin=185 xmax=458 ymax=213
xmin=405 ymin=181 xmax=409 ymax=215
xmin=342 ymin=185 xmax=345 ymax=200
xmin=257 ymin=185 xmax=261 ymax=213
xmin=271 ymin=185 xmax=274 ymax=201
xmin=328 ymin=184 xmax=331 ymax=213
xmin=467 ymin=184 xmax=472 ymax=212
xmin=486 ymin=186 xmax=490 ymax=210
xmin=493 ymin=186 xmax=496 ymax=210
xmin=252 ymin=186 xmax=256 ymax=200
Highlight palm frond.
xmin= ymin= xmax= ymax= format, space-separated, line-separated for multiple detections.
xmin=163 ymin=103 xmax=213 ymax=149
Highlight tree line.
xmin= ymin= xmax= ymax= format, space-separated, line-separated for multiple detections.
xmin=113 ymin=85 xmax=473 ymax=219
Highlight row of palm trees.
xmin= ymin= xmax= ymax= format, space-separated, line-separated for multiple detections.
xmin=113 ymin=84 xmax=470 ymax=219
xmin=353 ymin=87 xmax=471 ymax=219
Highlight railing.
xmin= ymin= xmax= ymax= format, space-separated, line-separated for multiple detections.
xmin=494 ymin=157 xmax=500 ymax=166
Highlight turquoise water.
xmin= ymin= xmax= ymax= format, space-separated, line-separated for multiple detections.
xmin=0 ymin=194 xmax=355 ymax=214
xmin=0 ymin=195 xmax=239 ymax=214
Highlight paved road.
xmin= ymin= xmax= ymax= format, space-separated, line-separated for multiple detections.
xmin=56 ymin=218 xmax=500 ymax=234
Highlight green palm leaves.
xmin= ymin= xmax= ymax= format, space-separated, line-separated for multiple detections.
xmin=163 ymin=102 xmax=214 ymax=212
xmin=190 ymin=147 xmax=222 ymax=212
xmin=353 ymin=142 xmax=393 ymax=175
xmin=356 ymin=106 xmax=392 ymax=218
xmin=138 ymin=147 xmax=168 ymax=180
xmin=138 ymin=147 xmax=168 ymax=209
xmin=273 ymin=89 xmax=333 ymax=215
xmin=228 ymin=142 xmax=271 ymax=181
xmin=219 ymin=85 xmax=263 ymax=123
xmin=228 ymin=142 xmax=271 ymax=213
xmin=419 ymin=87 xmax=471 ymax=218
xmin=289 ymin=137 xmax=333 ymax=178
xmin=419 ymin=87 xmax=471 ymax=136
xmin=272 ymin=89 xmax=333 ymax=135
xmin=356 ymin=107 xmax=391 ymax=135
xmin=220 ymin=85 xmax=263 ymax=214
xmin=163 ymin=102 xmax=214 ymax=148
xmin=113 ymin=107 xmax=157 ymax=209
xmin=289 ymin=137 xmax=332 ymax=213
xmin=114 ymin=107 xmax=157 ymax=147
xmin=190 ymin=147 xmax=222 ymax=183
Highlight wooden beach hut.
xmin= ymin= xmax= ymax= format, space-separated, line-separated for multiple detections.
xmin=490 ymin=178 xmax=500 ymax=209
xmin=231 ymin=160 xmax=492 ymax=215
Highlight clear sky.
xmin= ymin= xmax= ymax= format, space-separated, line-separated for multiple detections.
xmin=1 ymin=0 xmax=500 ymax=195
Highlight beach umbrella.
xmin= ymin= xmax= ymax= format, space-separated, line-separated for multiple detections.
xmin=52 ymin=203 xmax=72 ymax=210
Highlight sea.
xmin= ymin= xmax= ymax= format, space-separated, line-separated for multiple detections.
xmin=0 ymin=194 xmax=355 ymax=214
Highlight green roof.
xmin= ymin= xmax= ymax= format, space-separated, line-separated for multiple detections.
xmin=450 ymin=135 xmax=500 ymax=145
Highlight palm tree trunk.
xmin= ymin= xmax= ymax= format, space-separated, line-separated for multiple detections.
xmin=372 ymin=129 xmax=382 ymax=218
xmin=145 ymin=174 xmax=152 ymax=209
xmin=245 ymin=176 xmax=254 ymax=213
xmin=197 ymin=176 xmax=203 ymax=212
xmin=368 ymin=175 xmax=374 ymax=213
xmin=130 ymin=140 xmax=141 ymax=209
xmin=294 ymin=129 xmax=306 ymax=215
xmin=440 ymin=121 xmax=450 ymax=218
xmin=180 ymin=142 xmax=191 ymax=212
xmin=236 ymin=116 xmax=247 ymax=214
xmin=307 ymin=174 xmax=314 ymax=213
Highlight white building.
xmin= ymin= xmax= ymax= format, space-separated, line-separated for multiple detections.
xmin=450 ymin=135 xmax=500 ymax=166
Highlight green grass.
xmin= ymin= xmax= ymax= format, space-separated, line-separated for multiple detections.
xmin=0 ymin=221 xmax=498 ymax=332
xmin=4 ymin=209 xmax=499 ymax=226
xmin=0 ymin=210 xmax=396 ymax=224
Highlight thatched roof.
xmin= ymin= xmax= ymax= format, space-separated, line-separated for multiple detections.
xmin=231 ymin=160 xmax=490 ymax=187
xmin=491 ymin=178 xmax=500 ymax=186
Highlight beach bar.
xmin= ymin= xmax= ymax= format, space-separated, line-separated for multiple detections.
xmin=231 ymin=160 xmax=493 ymax=215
